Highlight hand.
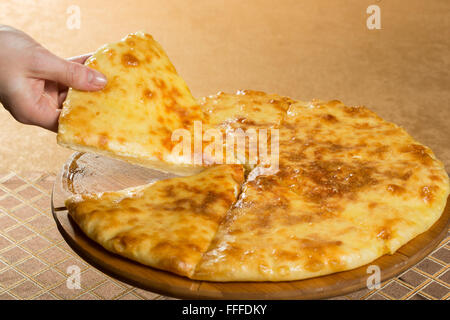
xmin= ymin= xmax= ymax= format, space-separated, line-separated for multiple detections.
xmin=0 ymin=25 xmax=107 ymax=132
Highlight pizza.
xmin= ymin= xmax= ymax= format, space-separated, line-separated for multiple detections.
xmin=66 ymin=165 xmax=244 ymax=277
xmin=61 ymin=33 xmax=449 ymax=282
xmin=57 ymin=32 xmax=203 ymax=175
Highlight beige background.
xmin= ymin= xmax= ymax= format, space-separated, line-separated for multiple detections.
xmin=0 ymin=0 xmax=448 ymax=173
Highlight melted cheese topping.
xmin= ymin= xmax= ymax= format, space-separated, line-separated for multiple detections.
xmin=200 ymin=90 xmax=294 ymax=130
xmin=57 ymin=32 xmax=203 ymax=175
xmin=199 ymin=90 xmax=292 ymax=168
xmin=66 ymin=165 xmax=244 ymax=277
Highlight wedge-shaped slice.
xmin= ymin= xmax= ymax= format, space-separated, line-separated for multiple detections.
xmin=58 ymin=32 xmax=203 ymax=175
xmin=193 ymin=173 xmax=378 ymax=281
xmin=66 ymin=165 xmax=244 ymax=278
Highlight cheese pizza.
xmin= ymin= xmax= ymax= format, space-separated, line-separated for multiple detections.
xmin=57 ymin=32 xmax=203 ymax=175
xmin=60 ymin=32 xmax=449 ymax=282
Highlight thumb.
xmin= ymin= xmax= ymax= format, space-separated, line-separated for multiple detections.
xmin=28 ymin=47 xmax=107 ymax=91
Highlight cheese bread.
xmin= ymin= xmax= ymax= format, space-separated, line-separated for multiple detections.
xmin=57 ymin=32 xmax=203 ymax=175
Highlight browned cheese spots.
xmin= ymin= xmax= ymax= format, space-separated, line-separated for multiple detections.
xmin=121 ymin=52 xmax=140 ymax=67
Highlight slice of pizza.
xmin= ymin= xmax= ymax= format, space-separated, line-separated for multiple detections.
xmin=57 ymin=32 xmax=203 ymax=175
xmin=192 ymin=172 xmax=379 ymax=281
xmin=65 ymin=165 xmax=244 ymax=278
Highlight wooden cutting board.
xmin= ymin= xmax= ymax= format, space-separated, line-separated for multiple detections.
xmin=52 ymin=152 xmax=450 ymax=299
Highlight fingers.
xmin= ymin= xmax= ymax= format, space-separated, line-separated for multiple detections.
xmin=44 ymin=80 xmax=59 ymax=102
xmin=4 ymin=78 xmax=61 ymax=132
xmin=32 ymin=93 xmax=61 ymax=132
xmin=0 ymin=27 xmax=102 ymax=132
xmin=68 ymin=53 xmax=92 ymax=64
xmin=5 ymin=96 xmax=60 ymax=132
xmin=28 ymin=47 xmax=106 ymax=91
xmin=58 ymin=90 xmax=68 ymax=106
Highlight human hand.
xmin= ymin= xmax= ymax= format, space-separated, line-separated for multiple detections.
xmin=0 ymin=25 xmax=107 ymax=132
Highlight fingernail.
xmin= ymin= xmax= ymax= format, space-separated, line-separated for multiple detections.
xmin=88 ymin=70 xmax=107 ymax=87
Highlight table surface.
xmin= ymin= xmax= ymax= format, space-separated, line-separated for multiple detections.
xmin=0 ymin=0 xmax=448 ymax=300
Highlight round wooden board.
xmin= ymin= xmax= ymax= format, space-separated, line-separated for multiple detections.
xmin=52 ymin=152 xmax=450 ymax=300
